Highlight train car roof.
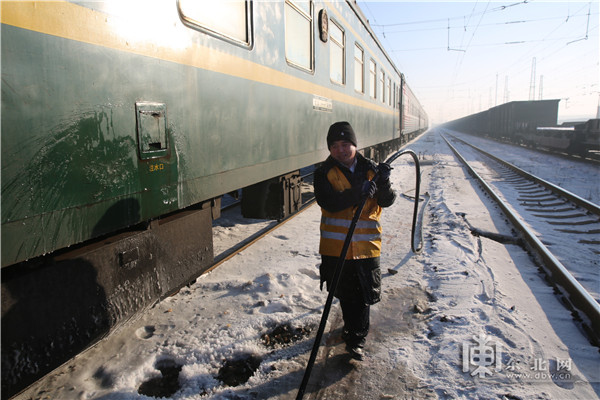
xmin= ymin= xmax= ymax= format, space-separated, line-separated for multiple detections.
xmin=347 ymin=1 xmax=403 ymax=80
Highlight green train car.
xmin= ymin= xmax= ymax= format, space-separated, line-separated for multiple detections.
xmin=1 ymin=1 xmax=427 ymax=396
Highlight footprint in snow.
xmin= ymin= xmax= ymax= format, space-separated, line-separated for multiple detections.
xmin=136 ymin=325 xmax=156 ymax=339
xmin=298 ymin=268 xmax=319 ymax=280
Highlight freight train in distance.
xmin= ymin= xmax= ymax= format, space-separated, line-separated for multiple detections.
xmin=442 ymin=99 xmax=600 ymax=159
xmin=1 ymin=1 xmax=427 ymax=397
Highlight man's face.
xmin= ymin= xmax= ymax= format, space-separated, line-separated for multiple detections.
xmin=329 ymin=140 xmax=357 ymax=168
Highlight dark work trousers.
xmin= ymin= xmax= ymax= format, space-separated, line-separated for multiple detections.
xmin=319 ymin=256 xmax=381 ymax=347
xmin=340 ymin=297 xmax=370 ymax=346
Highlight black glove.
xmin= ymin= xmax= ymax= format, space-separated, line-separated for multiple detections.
xmin=377 ymin=162 xmax=392 ymax=182
xmin=361 ymin=180 xmax=377 ymax=199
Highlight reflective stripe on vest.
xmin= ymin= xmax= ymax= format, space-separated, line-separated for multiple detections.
xmin=321 ymin=216 xmax=381 ymax=230
xmin=321 ymin=230 xmax=381 ymax=242
xmin=320 ymin=216 xmax=381 ymax=241
xmin=319 ymin=165 xmax=383 ymax=260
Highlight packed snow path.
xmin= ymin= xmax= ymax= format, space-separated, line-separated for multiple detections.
xmin=15 ymin=129 xmax=599 ymax=400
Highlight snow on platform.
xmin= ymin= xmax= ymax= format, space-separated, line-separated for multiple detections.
xmin=15 ymin=129 xmax=599 ymax=400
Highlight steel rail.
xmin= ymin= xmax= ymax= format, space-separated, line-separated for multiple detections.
xmin=208 ymin=198 xmax=317 ymax=274
xmin=442 ymin=135 xmax=600 ymax=343
xmin=448 ymin=133 xmax=600 ymax=215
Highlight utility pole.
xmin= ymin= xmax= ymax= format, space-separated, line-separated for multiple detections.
xmin=538 ymin=75 xmax=544 ymax=100
xmin=495 ymin=73 xmax=498 ymax=106
xmin=529 ymin=57 xmax=536 ymax=100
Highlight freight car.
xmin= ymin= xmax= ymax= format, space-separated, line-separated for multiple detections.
xmin=442 ymin=100 xmax=559 ymax=140
xmin=1 ymin=1 xmax=427 ymax=396
xmin=570 ymin=118 xmax=600 ymax=155
xmin=525 ymin=118 xmax=600 ymax=156
xmin=443 ymin=99 xmax=599 ymax=158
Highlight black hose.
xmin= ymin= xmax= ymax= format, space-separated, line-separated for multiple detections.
xmin=296 ymin=149 xmax=423 ymax=399
xmin=398 ymin=150 xmax=423 ymax=254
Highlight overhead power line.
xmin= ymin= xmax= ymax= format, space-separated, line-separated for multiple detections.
xmin=388 ymin=33 xmax=597 ymax=52
xmin=375 ymin=14 xmax=595 ymax=35
xmin=370 ymin=0 xmax=531 ymax=28
xmin=567 ymin=2 xmax=592 ymax=44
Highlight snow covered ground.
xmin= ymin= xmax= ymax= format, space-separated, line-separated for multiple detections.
xmin=446 ymin=130 xmax=600 ymax=205
xmin=440 ymin=130 xmax=599 ymax=303
xmin=15 ymin=128 xmax=599 ymax=400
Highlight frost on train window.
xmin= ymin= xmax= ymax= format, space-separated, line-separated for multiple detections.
xmin=285 ymin=0 xmax=313 ymax=72
xmin=177 ymin=0 xmax=252 ymax=47
xmin=379 ymin=70 xmax=385 ymax=103
xmin=369 ymin=59 xmax=376 ymax=99
xmin=329 ymin=19 xmax=344 ymax=85
xmin=354 ymin=43 xmax=364 ymax=94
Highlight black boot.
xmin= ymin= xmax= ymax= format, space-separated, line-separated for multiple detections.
xmin=342 ymin=329 xmax=366 ymax=360
xmin=345 ymin=343 xmax=364 ymax=360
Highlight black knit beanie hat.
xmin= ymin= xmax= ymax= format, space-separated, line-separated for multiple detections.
xmin=327 ymin=121 xmax=357 ymax=148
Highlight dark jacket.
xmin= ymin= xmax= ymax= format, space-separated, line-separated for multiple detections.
xmin=314 ymin=153 xmax=396 ymax=213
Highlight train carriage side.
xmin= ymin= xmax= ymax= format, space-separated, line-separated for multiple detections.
xmin=401 ymin=79 xmax=428 ymax=141
xmin=1 ymin=1 xmax=410 ymax=268
xmin=1 ymin=1 xmax=426 ymax=396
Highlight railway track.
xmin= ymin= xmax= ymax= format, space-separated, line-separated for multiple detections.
xmin=211 ymin=173 xmax=316 ymax=274
xmin=442 ymin=133 xmax=600 ymax=344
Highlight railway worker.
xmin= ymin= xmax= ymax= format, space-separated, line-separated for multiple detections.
xmin=314 ymin=121 xmax=395 ymax=361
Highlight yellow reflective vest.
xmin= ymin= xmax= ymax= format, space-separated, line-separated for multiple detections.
xmin=319 ymin=166 xmax=382 ymax=260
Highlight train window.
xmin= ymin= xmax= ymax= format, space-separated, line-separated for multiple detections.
xmin=369 ymin=59 xmax=376 ymax=99
xmin=136 ymin=102 xmax=168 ymax=160
xmin=387 ymin=78 xmax=392 ymax=106
xmin=177 ymin=0 xmax=252 ymax=47
xmin=354 ymin=43 xmax=364 ymax=94
xmin=379 ymin=70 xmax=385 ymax=103
xmin=329 ymin=19 xmax=345 ymax=85
xmin=285 ymin=0 xmax=313 ymax=72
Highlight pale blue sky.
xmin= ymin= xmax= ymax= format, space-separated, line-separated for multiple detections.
xmin=357 ymin=1 xmax=599 ymax=124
